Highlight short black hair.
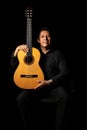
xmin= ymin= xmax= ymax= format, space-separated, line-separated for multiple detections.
xmin=37 ymin=27 xmax=51 ymax=39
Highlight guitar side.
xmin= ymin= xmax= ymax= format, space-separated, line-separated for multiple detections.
xmin=13 ymin=47 xmax=44 ymax=89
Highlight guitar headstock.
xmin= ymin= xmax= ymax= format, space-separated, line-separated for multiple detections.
xmin=25 ymin=6 xmax=32 ymax=19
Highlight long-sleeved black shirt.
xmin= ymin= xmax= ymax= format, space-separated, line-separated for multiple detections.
xmin=10 ymin=48 xmax=68 ymax=87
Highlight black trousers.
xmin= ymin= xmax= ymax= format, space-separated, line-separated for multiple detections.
xmin=16 ymin=86 xmax=68 ymax=130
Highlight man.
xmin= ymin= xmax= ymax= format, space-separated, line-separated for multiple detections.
xmin=11 ymin=27 xmax=69 ymax=130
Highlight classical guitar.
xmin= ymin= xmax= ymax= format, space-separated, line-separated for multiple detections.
xmin=13 ymin=7 xmax=44 ymax=89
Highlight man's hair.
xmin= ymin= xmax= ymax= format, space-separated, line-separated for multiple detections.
xmin=37 ymin=27 xmax=51 ymax=39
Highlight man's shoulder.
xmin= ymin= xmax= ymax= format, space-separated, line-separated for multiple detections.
xmin=51 ymin=48 xmax=62 ymax=55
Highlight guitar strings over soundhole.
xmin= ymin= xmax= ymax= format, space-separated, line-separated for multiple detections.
xmin=24 ymin=55 xmax=34 ymax=65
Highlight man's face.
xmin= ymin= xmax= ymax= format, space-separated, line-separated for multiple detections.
xmin=37 ymin=30 xmax=51 ymax=48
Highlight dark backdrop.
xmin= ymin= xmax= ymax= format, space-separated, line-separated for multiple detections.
xmin=0 ymin=0 xmax=82 ymax=130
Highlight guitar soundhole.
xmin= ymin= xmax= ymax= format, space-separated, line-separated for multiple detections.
xmin=24 ymin=55 xmax=34 ymax=65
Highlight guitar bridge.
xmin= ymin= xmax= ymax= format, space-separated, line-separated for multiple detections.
xmin=21 ymin=74 xmax=38 ymax=78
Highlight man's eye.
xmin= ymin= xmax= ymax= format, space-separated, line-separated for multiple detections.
xmin=41 ymin=36 xmax=44 ymax=38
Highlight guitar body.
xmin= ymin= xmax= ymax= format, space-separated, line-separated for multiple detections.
xmin=14 ymin=47 xmax=44 ymax=89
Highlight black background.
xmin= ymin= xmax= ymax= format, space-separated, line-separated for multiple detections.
xmin=0 ymin=0 xmax=83 ymax=130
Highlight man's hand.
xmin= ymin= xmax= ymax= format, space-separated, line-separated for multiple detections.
xmin=34 ymin=79 xmax=53 ymax=90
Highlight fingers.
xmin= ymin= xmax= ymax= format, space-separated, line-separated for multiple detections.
xmin=19 ymin=44 xmax=29 ymax=52
xmin=34 ymin=80 xmax=44 ymax=90
xmin=33 ymin=80 xmax=42 ymax=89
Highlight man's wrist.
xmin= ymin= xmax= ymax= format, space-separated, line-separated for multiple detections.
xmin=47 ymin=79 xmax=53 ymax=85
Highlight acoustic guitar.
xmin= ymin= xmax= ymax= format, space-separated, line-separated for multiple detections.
xmin=13 ymin=7 xmax=44 ymax=89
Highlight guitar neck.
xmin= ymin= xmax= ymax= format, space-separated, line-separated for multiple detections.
xmin=25 ymin=7 xmax=32 ymax=56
